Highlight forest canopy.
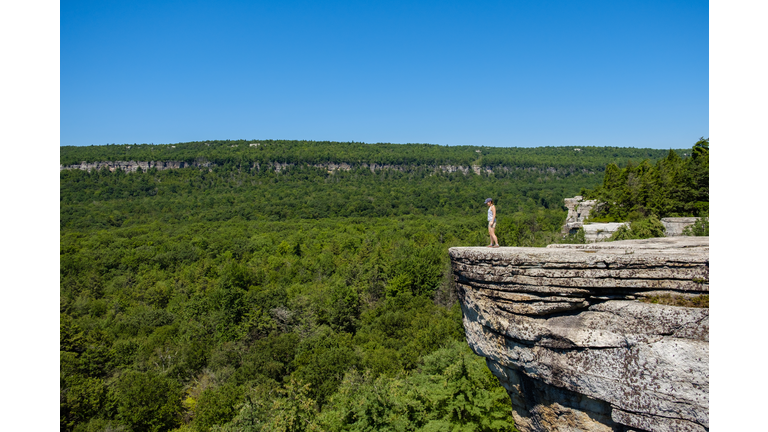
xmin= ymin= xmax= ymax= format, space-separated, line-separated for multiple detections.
xmin=61 ymin=139 xmax=682 ymax=171
xmin=582 ymin=138 xmax=709 ymax=221
xmin=60 ymin=139 xmax=702 ymax=432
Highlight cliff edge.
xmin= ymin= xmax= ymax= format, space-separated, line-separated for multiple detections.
xmin=449 ymin=237 xmax=709 ymax=432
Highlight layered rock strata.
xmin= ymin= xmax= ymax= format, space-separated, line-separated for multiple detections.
xmin=562 ymin=196 xmax=598 ymax=235
xmin=582 ymin=222 xmax=631 ymax=243
xmin=61 ymin=160 xmax=591 ymax=176
xmin=450 ymin=237 xmax=709 ymax=432
xmin=59 ymin=160 xmax=212 ymax=172
xmin=661 ymin=217 xmax=701 ymax=236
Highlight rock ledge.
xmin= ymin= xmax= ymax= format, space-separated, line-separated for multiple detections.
xmin=449 ymin=237 xmax=709 ymax=432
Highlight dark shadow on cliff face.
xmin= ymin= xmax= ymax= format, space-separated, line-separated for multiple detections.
xmin=498 ymin=363 xmax=649 ymax=432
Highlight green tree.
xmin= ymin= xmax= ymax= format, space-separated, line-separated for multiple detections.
xmin=609 ymin=216 xmax=665 ymax=241
xmin=317 ymin=341 xmax=516 ymax=431
xmin=192 ymin=382 xmax=245 ymax=431
xmin=114 ymin=370 xmax=182 ymax=432
xmin=585 ymin=139 xmax=709 ymax=221
xmin=683 ymin=215 xmax=709 ymax=236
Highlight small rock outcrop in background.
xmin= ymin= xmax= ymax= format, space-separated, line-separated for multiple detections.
xmin=562 ymin=196 xmax=627 ymax=241
xmin=582 ymin=222 xmax=630 ymax=242
xmin=562 ymin=196 xmax=597 ymax=235
xmin=661 ymin=217 xmax=701 ymax=236
xmin=450 ymin=237 xmax=709 ymax=432
xmin=562 ymin=197 xmax=701 ymax=241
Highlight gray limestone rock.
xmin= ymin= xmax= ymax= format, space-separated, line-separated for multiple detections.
xmin=59 ymin=160 xmax=211 ymax=172
xmin=582 ymin=222 xmax=631 ymax=242
xmin=560 ymin=197 xmax=630 ymax=242
xmin=450 ymin=237 xmax=709 ymax=432
xmin=661 ymin=217 xmax=701 ymax=236
xmin=562 ymin=196 xmax=598 ymax=235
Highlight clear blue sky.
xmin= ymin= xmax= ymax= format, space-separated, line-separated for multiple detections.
xmin=61 ymin=0 xmax=708 ymax=148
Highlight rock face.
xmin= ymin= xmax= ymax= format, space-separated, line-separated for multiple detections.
xmin=582 ymin=222 xmax=630 ymax=243
xmin=561 ymin=196 xmax=629 ymax=242
xmin=59 ymin=160 xmax=212 ymax=172
xmin=562 ymin=196 xmax=598 ymax=235
xmin=661 ymin=217 xmax=701 ymax=236
xmin=61 ymin=160 xmax=594 ymax=177
xmin=449 ymin=237 xmax=709 ymax=432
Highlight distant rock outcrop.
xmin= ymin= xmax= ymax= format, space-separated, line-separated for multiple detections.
xmin=59 ymin=160 xmax=212 ymax=172
xmin=449 ymin=237 xmax=709 ymax=432
xmin=582 ymin=222 xmax=631 ymax=242
xmin=661 ymin=217 xmax=701 ymax=236
xmin=561 ymin=196 xmax=597 ymax=235
xmin=60 ymin=161 xmax=593 ymax=177
xmin=562 ymin=197 xmax=702 ymax=241
xmin=562 ymin=197 xmax=629 ymax=242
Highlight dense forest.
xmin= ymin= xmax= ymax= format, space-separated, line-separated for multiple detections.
xmin=60 ymin=140 xmax=703 ymax=432
xmin=60 ymin=139 xmax=682 ymax=170
xmin=583 ymin=138 xmax=709 ymax=221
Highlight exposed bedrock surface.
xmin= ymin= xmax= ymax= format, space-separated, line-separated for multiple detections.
xmin=449 ymin=237 xmax=709 ymax=432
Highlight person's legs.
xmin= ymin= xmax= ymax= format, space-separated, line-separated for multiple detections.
xmin=489 ymin=224 xmax=499 ymax=247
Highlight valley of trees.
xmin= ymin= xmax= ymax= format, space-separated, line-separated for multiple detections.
xmin=60 ymin=140 xmax=705 ymax=431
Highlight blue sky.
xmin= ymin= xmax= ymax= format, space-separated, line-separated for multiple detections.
xmin=61 ymin=0 xmax=708 ymax=148
xmin=5 ymin=3 xmax=768 ymax=428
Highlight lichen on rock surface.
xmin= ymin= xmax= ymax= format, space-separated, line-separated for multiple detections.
xmin=450 ymin=237 xmax=709 ymax=432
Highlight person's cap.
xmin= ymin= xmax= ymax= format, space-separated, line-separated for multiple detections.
xmin=484 ymin=198 xmax=492 ymax=204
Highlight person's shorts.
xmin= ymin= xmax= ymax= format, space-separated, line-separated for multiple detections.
xmin=488 ymin=220 xmax=497 ymax=229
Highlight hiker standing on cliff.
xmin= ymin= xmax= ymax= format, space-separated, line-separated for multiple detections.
xmin=485 ymin=198 xmax=499 ymax=248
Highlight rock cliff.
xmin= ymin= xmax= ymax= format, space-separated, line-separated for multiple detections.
xmin=449 ymin=237 xmax=709 ymax=432
xmin=60 ymin=160 xmax=595 ymax=177
xmin=59 ymin=160 xmax=213 ymax=172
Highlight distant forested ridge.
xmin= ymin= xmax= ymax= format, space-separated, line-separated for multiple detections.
xmin=61 ymin=140 xmax=681 ymax=230
xmin=61 ymin=139 xmax=682 ymax=170
xmin=60 ymin=140 xmax=693 ymax=432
